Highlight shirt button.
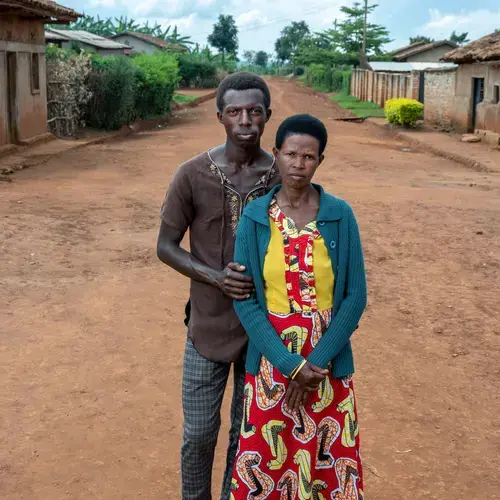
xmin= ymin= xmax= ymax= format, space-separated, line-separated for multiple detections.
xmin=330 ymin=240 xmax=336 ymax=249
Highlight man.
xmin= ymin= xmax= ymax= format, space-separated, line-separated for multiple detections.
xmin=157 ymin=72 xmax=280 ymax=499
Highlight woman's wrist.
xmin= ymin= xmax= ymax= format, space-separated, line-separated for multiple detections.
xmin=290 ymin=359 xmax=307 ymax=380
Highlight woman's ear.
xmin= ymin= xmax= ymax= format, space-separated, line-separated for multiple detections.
xmin=272 ymin=146 xmax=279 ymax=157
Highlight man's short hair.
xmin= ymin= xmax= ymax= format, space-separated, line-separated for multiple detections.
xmin=216 ymin=72 xmax=271 ymax=112
xmin=275 ymin=114 xmax=328 ymax=156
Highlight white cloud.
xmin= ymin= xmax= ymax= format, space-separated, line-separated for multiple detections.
xmin=90 ymin=0 xmax=116 ymax=7
xmin=421 ymin=8 xmax=500 ymax=41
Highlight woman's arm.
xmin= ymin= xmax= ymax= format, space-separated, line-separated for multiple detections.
xmin=233 ymin=215 xmax=304 ymax=378
xmin=307 ymin=206 xmax=367 ymax=368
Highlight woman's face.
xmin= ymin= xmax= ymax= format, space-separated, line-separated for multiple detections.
xmin=273 ymin=133 xmax=324 ymax=190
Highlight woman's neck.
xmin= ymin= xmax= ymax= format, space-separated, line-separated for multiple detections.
xmin=277 ymin=184 xmax=317 ymax=209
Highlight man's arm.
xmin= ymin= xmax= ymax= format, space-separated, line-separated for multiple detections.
xmin=157 ymin=221 xmax=254 ymax=300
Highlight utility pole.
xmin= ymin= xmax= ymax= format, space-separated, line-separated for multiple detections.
xmin=362 ymin=0 xmax=368 ymax=58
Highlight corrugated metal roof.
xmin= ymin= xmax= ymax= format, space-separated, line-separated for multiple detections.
xmin=368 ymin=61 xmax=457 ymax=72
xmin=45 ymin=29 xmax=128 ymax=50
xmin=45 ymin=30 xmax=69 ymax=41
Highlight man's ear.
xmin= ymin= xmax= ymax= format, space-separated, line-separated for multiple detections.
xmin=266 ymin=108 xmax=272 ymax=123
xmin=272 ymin=146 xmax=279 ymax=157
xmin=318 ymin=154 xmax=325 ymax=166
xmin=217 ymin=110 xmax=223 ymax=123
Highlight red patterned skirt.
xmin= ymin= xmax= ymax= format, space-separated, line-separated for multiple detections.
xmin=230 ymin=310 xmax=363 ymax=500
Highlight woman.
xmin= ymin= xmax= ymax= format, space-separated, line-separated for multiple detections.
xmin=230 ymin=114 xmax=367 ymax=500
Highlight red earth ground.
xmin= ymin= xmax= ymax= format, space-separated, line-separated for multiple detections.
xmin=1 ymin=78 xmax=499 ymax=499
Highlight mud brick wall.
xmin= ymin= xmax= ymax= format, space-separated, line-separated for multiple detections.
xmin=424 ymin=69 xmax=457 ymax=128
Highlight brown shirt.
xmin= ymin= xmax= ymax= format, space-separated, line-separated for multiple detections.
xmin=160 ymin=151 xmax=281 ymax=363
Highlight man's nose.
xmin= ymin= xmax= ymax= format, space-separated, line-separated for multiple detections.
xmin=239 ymin=110 xmax=251 ymax=126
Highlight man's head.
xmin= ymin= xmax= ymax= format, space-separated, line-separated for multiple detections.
xmin=216 ymin=72 xmax=272 ymax=149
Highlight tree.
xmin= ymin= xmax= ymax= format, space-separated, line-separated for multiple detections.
xmin=409 ymin=35 xmax=434 ymax=45
xmin=243 ymin=50 xmax=255 ymax=65
xmin=208 ymin=15 xmax=238 ymax=68
xmin=322 ymin=2 xmax=391 ymax=64
xmin=254 ymin=51 xmax=269 ymax=68
xmin=275 ymin=21 xmax=310 ymax=67
xmin=450 ymin=31 xmax=470 ymax=46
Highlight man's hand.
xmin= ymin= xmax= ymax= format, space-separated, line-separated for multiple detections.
xmin=217 ymin=262 xmax=254 ymax=300
xmin=294 ymin=362 xmax=329 ymax=391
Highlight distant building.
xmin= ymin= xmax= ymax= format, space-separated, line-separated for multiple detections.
xmin=110 ymin=32 xmax=187 ymax=55
xmin=436 ymin=31 xmax=500 ymax=142
xmin=45 ymin=28 xmax=130 ymax=56
xmin=392 ymin=40 xmax=457 ymax=63
xmin=0 ymin=0 xmax=80 ymax=149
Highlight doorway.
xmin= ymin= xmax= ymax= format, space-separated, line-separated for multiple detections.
xmin=472 ymin=77 xmax=485 ymax=131
xmin=6 ymin=52 xmax=18 ymax=144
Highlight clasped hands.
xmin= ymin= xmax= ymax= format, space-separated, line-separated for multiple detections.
xmin=285 ymin=362 xmax=329 ymax=412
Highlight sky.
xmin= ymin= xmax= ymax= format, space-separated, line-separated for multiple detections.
xmin=61 ymin=0 xmax=500 ymax=56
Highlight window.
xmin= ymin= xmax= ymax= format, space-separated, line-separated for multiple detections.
xmin=31 ymin=52 xmax=40 ymax=94
xmin=479 ymin=78 xmax=485 ymax=102
xmin=494 ymin=85 xmax=500 ymax=105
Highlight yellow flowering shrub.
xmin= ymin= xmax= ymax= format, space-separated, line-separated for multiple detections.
xmin=385 ymin=98 xmax=424 ymax=127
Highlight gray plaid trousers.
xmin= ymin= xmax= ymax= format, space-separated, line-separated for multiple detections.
xmin=181 ymin=337 xmax=245 ymax=500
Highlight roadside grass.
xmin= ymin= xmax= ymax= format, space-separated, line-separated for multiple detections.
xmin=330 ymin=93 xmax=385 ymax=118
xmin=173 ymin=93 xmax=199 ymax=103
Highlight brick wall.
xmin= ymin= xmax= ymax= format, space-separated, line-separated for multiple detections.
xmin=423 ymin=69 xmax=457 ymax=128
xmin=351 ymin=69 xmax=418 ymax=108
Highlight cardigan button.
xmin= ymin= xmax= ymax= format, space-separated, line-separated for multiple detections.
xmin=330 ymin=240 xmax=336 ymax=249
xmin=318 ymin=221 xmax=325 ymax=226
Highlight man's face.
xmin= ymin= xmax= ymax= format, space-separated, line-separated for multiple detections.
xmin=217 ymin=89 xmax=271 ymax=148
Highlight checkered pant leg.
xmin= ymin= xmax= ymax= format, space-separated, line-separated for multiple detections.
xmin=181 ymin=338 xmax=245 ymax=500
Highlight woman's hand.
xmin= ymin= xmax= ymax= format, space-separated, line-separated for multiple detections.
xmin=285 ymin=381 xmax=310 ymax=411
xmin=293 ymin=362 xmax=329 ymax=391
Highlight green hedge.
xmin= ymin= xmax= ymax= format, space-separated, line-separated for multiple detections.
xmin=177 ymin=54 xmax=220 ymax=88
xmin=307 ymin=64 xmax=351 ymax=93
xmin=385 ymin=98 xmax=424 ymax=127
xmin=86 ymin=53 xmax=180 ymax=130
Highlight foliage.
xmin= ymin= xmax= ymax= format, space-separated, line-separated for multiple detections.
xmin=51 ymin=16 xmax=193 ymax=49
xmin=325 ymin=3 xmax=391 ymax=59
xmin=132 ymin=53 xmax=179 ymax=119
xmin=385 ymin=98 xmax=424 ymax=127
xmin=208 ymin=15 xmax=238 ymax=68
xmin=450 ymin=31 xmax=470 ymax=46
xmin=409 ymin=35 xmax=434 ymax=44
xmin=86 ymin=53 xmax=180 ymax=129
xmin=291 ymin=3 xmax=391 ymax=68
xmin=177 ymin=52 xmax=219 ymax=88
xmin=173 ymin=93 xmax=199 ymax=103
xmin=86 ymin=56 xmax=139 ymax=129
xmin=243 ymin=50 xmax=255 ymax=65
xmin=46 ymin=45 xmax=93 ymax=136
xmin=307 ymin=64 xmax=351 ymax=93
xmin=330 ymin=94 xmax=385 ymax=118
xmin=275 ymin=21 xmax=310 ymax=64
xmin=254 ymin=51 xmax=269 ymax=68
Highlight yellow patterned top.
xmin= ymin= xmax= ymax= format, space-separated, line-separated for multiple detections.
xmin=263 ymin=215 xmax=335 ymax=313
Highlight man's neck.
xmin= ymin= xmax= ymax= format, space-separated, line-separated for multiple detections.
xmin=223 ymin=140 xmax=262 ymax=170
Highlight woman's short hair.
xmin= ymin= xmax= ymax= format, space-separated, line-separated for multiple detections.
xmin=275 ymin=114 xmax=328 ymax=155
xmin=216 ymin=72 xmax=271 ymax=112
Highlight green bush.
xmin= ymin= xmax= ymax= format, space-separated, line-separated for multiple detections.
xmin=307 ymin=65 xmax=352 ymax=93
xmin=385 ymin=98 xmax=424 ymax=127
xmin=86 ymin=53 xmax=180 ymax=130
xmin=86 ymin=56 xmax=138 ymax=130
xmin=132 ymin=52 xmax=179 ymax=119
xmin=178 ymin=54 xmax=219 ymax=88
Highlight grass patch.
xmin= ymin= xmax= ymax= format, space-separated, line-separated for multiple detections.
xmin=330 ymin=93 xmax=385 ymax=118
xmin=173 ymin=93 xmax=199 ymax=103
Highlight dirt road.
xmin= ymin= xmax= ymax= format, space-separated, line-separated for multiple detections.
xmin=1 ymin=79 xmax=500 ymax=500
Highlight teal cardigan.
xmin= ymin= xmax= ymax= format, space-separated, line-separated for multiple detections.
xmin=234 ymin=184 xmax=367 ymax=379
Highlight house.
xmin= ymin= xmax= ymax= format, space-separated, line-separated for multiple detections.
xmin=0 ymin=0 xmax=80 ymax=150
xmin=110 ymin=31 xmax=187 ymax=55
xmin=45 ymin=28 xmax=130 ymax=56
xmin=392 ymin=40 xmax=457 ymax=63
xmin=440 ymin=31 xmax=500 ymax=142
xmin=351 ymin=61 xmax=456 ymax=109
